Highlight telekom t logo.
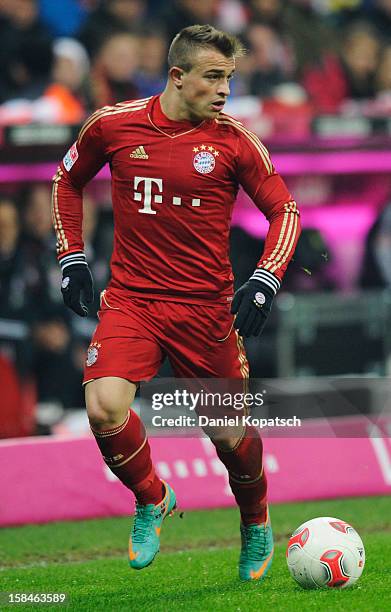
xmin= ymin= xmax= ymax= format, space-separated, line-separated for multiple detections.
xmin=134 ymin=176 xmax=200 ymax=214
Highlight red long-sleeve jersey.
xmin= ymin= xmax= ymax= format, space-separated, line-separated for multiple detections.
xmin=52 ymin=95 xmax=300 ymax=303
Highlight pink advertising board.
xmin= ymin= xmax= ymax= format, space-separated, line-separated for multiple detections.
xmin=0 ymin=424 xmax=390 ymax=526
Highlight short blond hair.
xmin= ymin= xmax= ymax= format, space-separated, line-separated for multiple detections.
xmin=168 ymin=24 xmax=245 ymax=72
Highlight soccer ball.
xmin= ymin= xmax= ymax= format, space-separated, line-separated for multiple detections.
xmin=286 ymin=516 xmax=365 ymax=589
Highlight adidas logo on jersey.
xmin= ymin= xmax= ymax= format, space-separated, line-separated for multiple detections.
xmin=130 ymin=146 xmax=149 ymax=159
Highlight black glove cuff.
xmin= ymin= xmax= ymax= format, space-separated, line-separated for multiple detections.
xmin=59 ymin=251 xmax=87 ymax=273
xmin=250 ymin=268 xmax=280 ymax=295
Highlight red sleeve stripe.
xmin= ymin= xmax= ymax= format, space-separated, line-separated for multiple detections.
xmin=114 ymin=97 xmax=152 ymax=107
xmin=216 ymin=116 xmax=273 ymax=175
xmin=263 ymin=212 xmax=296 ymax=272
xmin=284 ymin=200 xmax=299 ymax=214
xmin=260 ymin=201 xmax=299 ymax=271
xmin=79 ymin=96 xmax=152 ymax=131
xmin=271 ymin=212 xmax=300 ymax=273
xmin=216 ymin=118 xmax=272 ymax=175
xmin=51 ymin=167 xmax=69 ymax=254
xmin=78 ymin=102 xmax=148 ymax=143
xmin=262 ymin=211 xmax=300 ymax=274
xmin=78 ymin=97 xmax=151 ymax=143
xmin=262 ymin=210 xmax=289 ymax=266
xmin=220 ymin=114 xmax=273 ymax=174
xmin=78 ymin=100 xmax=149 ymax=143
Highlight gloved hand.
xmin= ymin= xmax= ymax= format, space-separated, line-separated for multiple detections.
xmin=59 ymin=252 xmax=94 ymax=317
xmin=231 ymin=270 xmax=280 ymax=338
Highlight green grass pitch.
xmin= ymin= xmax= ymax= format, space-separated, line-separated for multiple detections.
xmin=0 ymin=496 xmax=390 ymax=611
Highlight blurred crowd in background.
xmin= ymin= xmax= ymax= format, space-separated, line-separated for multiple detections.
xmin=0 ymin=185 xmax=113 ymax=418
xmin=1 ymin=0 xmax=391 ymax=434
xmin=0 ymin=0 xmax=390 ymax=122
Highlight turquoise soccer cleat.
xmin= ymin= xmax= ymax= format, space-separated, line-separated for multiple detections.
xmin=239 ymin=506 xmax=274 ymax=581
xmin=128 ymin=480 xmax=177 ymax=570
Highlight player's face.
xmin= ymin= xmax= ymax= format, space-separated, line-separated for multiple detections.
xmin=179 ymin=49 xmax=235 ymax=121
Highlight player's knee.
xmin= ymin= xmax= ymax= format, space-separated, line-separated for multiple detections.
xmin=86 ymin=395 xmax=118 ymax=430
xmin=209 ymin=431 xmax=244 ymax=451
xmin=85 ymin=382 xmax=128 ymax=430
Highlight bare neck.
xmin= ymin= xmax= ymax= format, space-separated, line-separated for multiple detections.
xmin=159 ymin=86 xmax=200 ymax=123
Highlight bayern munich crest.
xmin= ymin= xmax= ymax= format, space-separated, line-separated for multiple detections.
xmin=86 ymin=342 xmax=100 ymax=367
xmin=254 ymin=292 xmax=266 ymax=306
xmin=193 ymin=144 xmax=219 ymax=174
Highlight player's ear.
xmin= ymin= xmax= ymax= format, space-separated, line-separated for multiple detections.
xmin=170 ymin=67 xmax=184 ymax=89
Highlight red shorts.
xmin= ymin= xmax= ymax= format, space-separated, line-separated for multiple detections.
xmin=83 ymin=288 xmax=249 ymax=383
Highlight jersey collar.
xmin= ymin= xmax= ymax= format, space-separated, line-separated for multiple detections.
xmin=147 ymin=95 xmax=207 ymax=139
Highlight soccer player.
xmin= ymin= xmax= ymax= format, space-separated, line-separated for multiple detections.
xmin=52 ymin=25 xmax=300 ymax=581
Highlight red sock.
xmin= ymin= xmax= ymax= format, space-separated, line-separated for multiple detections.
xmin=215 ymin=426 xmax=268 ymax=525
xmin=91 ymin=409 xmax=163 ymax=505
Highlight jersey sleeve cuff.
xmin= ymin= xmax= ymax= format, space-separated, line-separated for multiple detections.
xmin=250 ymin=268 xmax=281 ymax=295
xmin=58 ymin=251 xmax=87 ymax=271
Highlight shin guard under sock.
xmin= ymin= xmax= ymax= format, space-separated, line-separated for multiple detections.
xmin=91 ymin=409 xmax=163 ymax=505
xmin=215 ymin=426 xmax=268 ymax=525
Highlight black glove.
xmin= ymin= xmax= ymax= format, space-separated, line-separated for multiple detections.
xmin=231 ymin=269 xmax=280 ymax=338
xmin=59 ymin=252 xmax=94 ymax=317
